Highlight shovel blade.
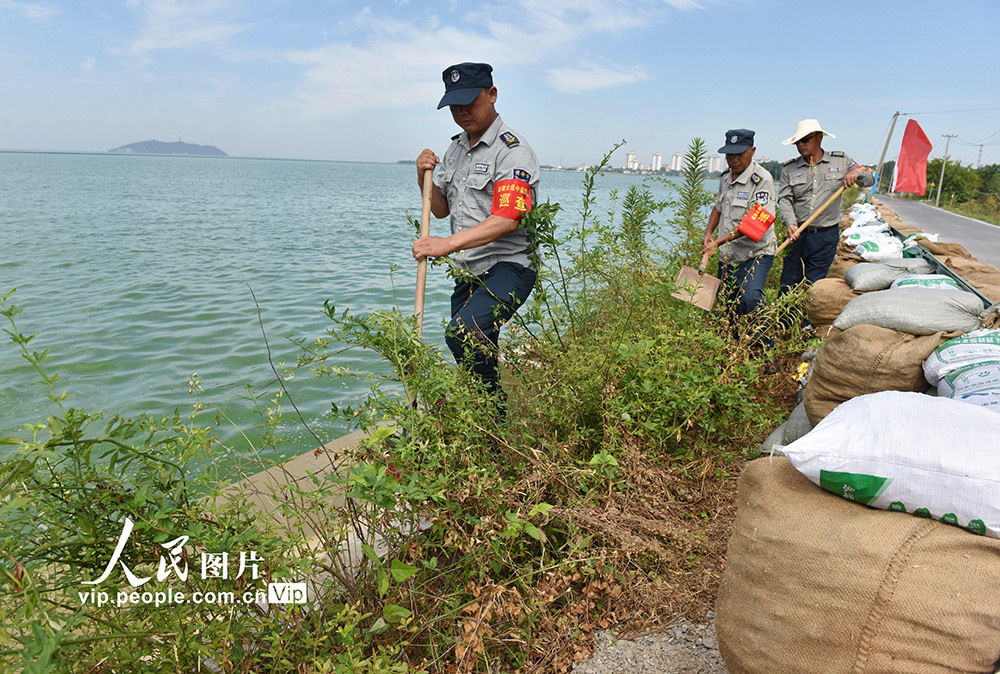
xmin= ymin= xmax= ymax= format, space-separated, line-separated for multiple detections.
xmin=671 ymin=265 xmax=721 ymax=311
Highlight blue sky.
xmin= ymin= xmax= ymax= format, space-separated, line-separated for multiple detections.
xmin=2 ymin=0 xmax=998 ymax=168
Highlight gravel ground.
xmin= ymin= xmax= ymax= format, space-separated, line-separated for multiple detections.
xmin=573 ymin=615 xmax=726 ymax=673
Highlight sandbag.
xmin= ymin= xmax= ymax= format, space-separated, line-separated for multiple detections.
xmin=825 ymin=249 xmax=865 ymax=280
xmin=960 ymin=392 xmax=1000 ymax=413
xmin=716 ymin=456 xmax=1000 ymax=674
xmin=941 ymin=255 xmax=1000 ymax=301
xmin=758 ymin=402 xmax=814 ymax=454
xmin=853 ymin=236 xmax=904 ymax=262
xmin=889 ymin=273 xmax=962 ymax=290
xmin=923 ymin=328 xmax=1000 ymax=385
xmin=807 ymin=278 xmax=859 ymax=325
xmin=786 ymin=391 xmax=1000 ymax=536
xmin=844 ymin=262 xmax=903 ymax=291
xmin=803 ymin=324 xmax=951 ymax=425
xmin=938 ymin=360 xmax=1000 ymax=398
xmin=834 ymin=287 xmax=985 ymax=335
xmin=918 ymin=238 xmax=974 ymax=259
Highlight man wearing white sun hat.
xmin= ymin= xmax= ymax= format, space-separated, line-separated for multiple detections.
xmin=777 ymin=118 xmax=874 ymax=291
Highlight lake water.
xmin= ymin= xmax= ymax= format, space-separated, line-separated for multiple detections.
xmin=0 ymin=152 xmax=707 ymax=462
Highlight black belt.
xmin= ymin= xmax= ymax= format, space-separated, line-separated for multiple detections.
xmin=803 ymin=225 xmax=833 ymax=233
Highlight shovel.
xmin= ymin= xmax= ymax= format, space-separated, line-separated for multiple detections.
xmin=671 ymin=252 xmax=722 ymax=310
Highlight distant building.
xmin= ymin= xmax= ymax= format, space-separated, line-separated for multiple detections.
xmin=670 ymin=152 xmax=683 ymax=171
xmin=624 ymin=151 xmax=639 ymax=171
xmin=706 ymin=155 xmax=723 ymax=173
xmin=651 ymin=152 xmax=663 ymax=171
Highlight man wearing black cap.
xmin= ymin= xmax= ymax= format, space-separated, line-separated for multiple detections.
xmin=413 ymin=62 xmax=540 ymax=402
xmin=702 ymin=129 xmax=776 ymax=329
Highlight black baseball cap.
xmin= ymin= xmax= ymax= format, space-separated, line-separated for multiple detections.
xmin=718 ymin=129 xmax=755 ymax=154
xmin=437 ymin=62 xmax=493 ymax=109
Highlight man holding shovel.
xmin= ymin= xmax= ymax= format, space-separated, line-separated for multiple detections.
xmin=413 ymin=62 xmax=539 ymax=403
xmin=778 ymin=118 xmax=874 ymax=290
xmin=702 ymin=129 xmax=777 ymax=322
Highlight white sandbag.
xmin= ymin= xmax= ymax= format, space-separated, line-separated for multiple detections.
xmin=849 ymin=210 xmax=884 ymax=227
xmin=842 ymin=222 xmax=889 ymax=239
xmin=889 ymin=274 xmax=962 ymax=291
xmin=844 ymin=262 xmax=907 ymax=292
xmin=781 ymin=391 xmax=1000 ymax=537
xmin=923 ymin=329 xmax=1000 ymax=385
xmin=907 ymin=232 xmax=940 ymax=243
xmin=834 ymin=287 xmax=984 ymax=335
xmin=937 ymin=360 xmax=1000 ymax=398
xmin=959 ymin=392 xmax=1000 ymax=414
xmin=854 ymin=237 xmax=904 ymax=262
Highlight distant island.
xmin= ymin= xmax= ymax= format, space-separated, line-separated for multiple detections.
xmin=108 ymin=140 xmax=228 ymax=157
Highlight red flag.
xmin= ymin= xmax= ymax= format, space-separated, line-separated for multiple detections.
xmin=892 ymin=119 xmax=933 ymax=194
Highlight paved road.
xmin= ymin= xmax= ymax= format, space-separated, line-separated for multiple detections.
xmin=874 ymin=195 xmax=1000 ymax=269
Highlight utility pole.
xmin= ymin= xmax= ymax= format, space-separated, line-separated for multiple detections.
xmin=976 ymin=144 xmax=984 ymax=168
xmin=935 ymin=134 xmax=957 ymax=207
xmin=876 ymin=110 xmax=900 ymax=193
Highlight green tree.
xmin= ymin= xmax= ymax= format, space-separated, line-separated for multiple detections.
xmin=926 ymin=158 xmax=982 ymax=203
xmin=760 ymin=160 xmax=783 ymax=181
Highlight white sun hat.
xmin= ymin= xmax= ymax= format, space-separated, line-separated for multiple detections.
xmin=782 ymin=118 xmax=836 ymax=145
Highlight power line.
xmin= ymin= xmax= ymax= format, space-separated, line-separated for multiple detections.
xmin=899 ymin=106 xmax=1000 ymax=116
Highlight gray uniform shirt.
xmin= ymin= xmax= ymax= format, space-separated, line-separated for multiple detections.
xmin=434 ymin=115 xmax=540 ymax=276
xmin=715 ymin=161 xmax=776 ymax=264
xmin=777 ymin=151 xmax=874 ymax=230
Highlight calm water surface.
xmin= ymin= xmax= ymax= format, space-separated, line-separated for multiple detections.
xmin=0 ymin=152 xmax=707 ymax=463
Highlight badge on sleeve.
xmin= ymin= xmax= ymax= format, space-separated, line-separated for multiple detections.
xmin=512 ymin=168 xmax=531 ymax=181
xmin=500 ymin=132 xmax=519 ymax=148
xmin=756 ymin=191 xmax=769 ymax=205
xmin=491 ymin=179 xmax=532 ymax=220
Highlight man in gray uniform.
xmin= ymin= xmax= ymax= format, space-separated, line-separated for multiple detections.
xmin=777 ymin=118 xmax=874 ymax=290
xmin=702 ymin=129 xmax=777 ymax=321
xmin=413 ymin=62 xmax=539 ymax=401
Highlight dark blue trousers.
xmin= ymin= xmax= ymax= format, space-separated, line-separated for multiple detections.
xmin=779 ymin=225 xmax=839 ymax=288
xmin=720 ymin=254 xmax=774 ymax=350
xmin=446 ymin=261 xmax=536 ymax=396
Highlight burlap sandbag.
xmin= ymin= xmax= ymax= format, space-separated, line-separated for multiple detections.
xmin=807 ymin=278 xmax=860 ymax=325
xmin=827 ymin=246 xmax=866 ymax=280
xmin=942 ymin=255 xmax=1000 ymax=302
xmin=716 ymin=457 xmax=1000 ymax=674
xmin=803 ymin=324 xmax=953 ymax=425
xmin=919 ymin=239 xmax=974 ymax=259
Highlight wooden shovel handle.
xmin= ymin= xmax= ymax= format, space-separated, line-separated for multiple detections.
xmin=776 ymin=185 xmax=846 ymax=255
xmin=413 ymin=170 xmax=433 ymax=336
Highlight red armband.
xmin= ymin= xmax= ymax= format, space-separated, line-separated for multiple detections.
xmin=491 ymin=179 xmax=532 ymax=220
xmin=737 ymin=202 xmax=776 ymax=242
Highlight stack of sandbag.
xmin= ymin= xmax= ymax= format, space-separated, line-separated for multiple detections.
xmin=803 ymin=324 xmax=955 ymax=425
xmin=924 ymin=328 xmax=1000 ymax=413
xmin=716 ymin=462 xmax=1000 ymax=673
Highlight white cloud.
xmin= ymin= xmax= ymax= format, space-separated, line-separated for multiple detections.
xmin=282 ymin=0 xmax=696 ymax=118
xmin=124 ymin=0 xmax=249 ymax=56
xmin=80 ymin=56 xmax=96 ymax=70
xmin=546 ymin=64 xmax=650 ymax=94
xmin=0 ymin=0 xmax=55 ymax=21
